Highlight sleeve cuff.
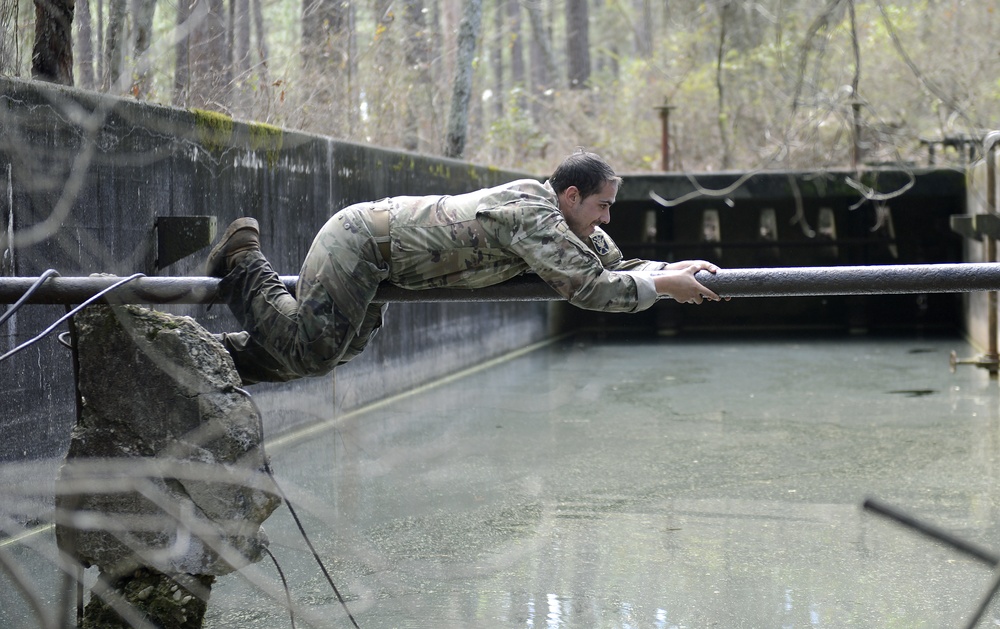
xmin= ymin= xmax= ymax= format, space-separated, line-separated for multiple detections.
xmin=620 ymin=271 xmax=659 ymax=311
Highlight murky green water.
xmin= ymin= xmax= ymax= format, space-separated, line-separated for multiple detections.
xmin=5 ymin=334 xmax=1000 ymax=627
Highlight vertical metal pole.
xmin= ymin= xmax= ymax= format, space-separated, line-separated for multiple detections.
xmin=851 ymin=100 xmax=862 ymax=170
xmin=656 ymin=100 xmax=675 ymax=172
xmin=987 ymin=138 xmax=999 ymax=378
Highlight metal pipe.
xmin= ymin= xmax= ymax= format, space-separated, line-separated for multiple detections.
xmin=4 ymin=263 xmax=1000 ymax=305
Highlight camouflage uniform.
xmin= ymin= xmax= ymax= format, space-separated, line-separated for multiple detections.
xmin=218 ymin=179 xmax=670 ymax=383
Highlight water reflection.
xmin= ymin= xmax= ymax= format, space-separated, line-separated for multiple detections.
xmin=522 ymin=595 xmax=688 ymax=629
xmin=189 ymin=339 xmax=1000 ymax=626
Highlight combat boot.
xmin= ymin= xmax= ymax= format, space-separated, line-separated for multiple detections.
xmin=205 ymin=217 xmax=260 ymax=277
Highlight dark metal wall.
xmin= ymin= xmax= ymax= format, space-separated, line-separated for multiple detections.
xmin=0 ymin=77 xmax=547 ymax=460
xmin=572 ymin=169 xmax=968 ymax=333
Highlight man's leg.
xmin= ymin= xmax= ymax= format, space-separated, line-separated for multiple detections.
xmin=207 ymin=211 xmax=387 ymax=382
xmin=208 ymin=218 xmax=351 ymax=382
xmin=217 ymin=331 xmax=297 ymax=384
xmin=337 ymin=302 xmax=388 ymax=365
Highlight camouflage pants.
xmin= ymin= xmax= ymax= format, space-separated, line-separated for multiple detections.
xmin=217 ymin=203 xmax=389 ymax=383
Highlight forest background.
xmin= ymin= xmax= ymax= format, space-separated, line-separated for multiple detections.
xmin=2 ymin=0 xmax=998 ymax=176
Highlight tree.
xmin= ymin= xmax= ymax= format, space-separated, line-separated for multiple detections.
xmin=490 ymin=0 xmax=503 ymax=121
xmin=402 ymin=0 xmax=433 ymax=151
xmin=32 ymin=0 xmax=74 ymax=84
xmin=75 ymin=0 xmax=96 ymax=88
xmin=507 ymin=0 xmax=524 ymax=102
xmin=0 ymin=0 xmax=21 ymax=76
xmin=565 ymin=0 xmax=589 ymax=88
xmin=715 ymin=0 xmax=734 ymax=169
xmin=445 ymin=0 xmax=482 ymax=157
xmin=132 ymin=0 xmax=158 ymax=96
xmin=103 ymin=0 xmax=128 ymax=90
xmin=175 ymin=0 xmax=228 ymax=109
xmin=525 ymin=0 xmax=555 ymax=120
xmin=301 ymin=0 xmax=355 ymax=129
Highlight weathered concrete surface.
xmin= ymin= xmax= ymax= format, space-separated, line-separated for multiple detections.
xmin=55 ymin=304 xmax=280 ymax=577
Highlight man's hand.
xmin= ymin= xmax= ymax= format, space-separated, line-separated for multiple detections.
xmin=652 ymin=260 xmax=722 ymax=304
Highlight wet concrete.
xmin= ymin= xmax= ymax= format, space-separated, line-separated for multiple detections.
xmin=5 ymin=333 xmax=1000 ymax=627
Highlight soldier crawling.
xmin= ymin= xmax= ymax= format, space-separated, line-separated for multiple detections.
xmin=206 ymin=150 xmax=722 ymax=384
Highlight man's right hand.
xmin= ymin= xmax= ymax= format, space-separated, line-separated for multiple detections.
xmin=651 ymin=262 xmax=721 ymax=304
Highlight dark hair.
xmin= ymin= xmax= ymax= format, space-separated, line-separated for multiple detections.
xmin=548 ymin=149 xmax=623 ymax=198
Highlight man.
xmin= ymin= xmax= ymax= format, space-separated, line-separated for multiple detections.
xmin=206 ymin=150 xmax=722 ymax=384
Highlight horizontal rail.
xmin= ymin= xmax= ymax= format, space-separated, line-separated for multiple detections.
xmin=2 ymin=263 xmax=1000 ymax=305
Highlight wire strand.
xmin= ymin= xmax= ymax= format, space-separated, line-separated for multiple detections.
xmin=263 ymin=546 xmax=297 ymax=629
xmin=0 ymin=273 xmax=144 ymax=363
xmin=233 ymin=386 xmax=362 ymax=629
xmin=0 ymin=268 xmax=60 ymax=327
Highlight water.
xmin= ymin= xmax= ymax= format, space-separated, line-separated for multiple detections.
xmin=5 ymin=334 xmax=1000 ymax=627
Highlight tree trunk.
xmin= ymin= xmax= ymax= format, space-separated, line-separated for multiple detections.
xmin=0 ymin=0 xmax=22 ymax=77
xmin=507 ymin=0 xmax=523 ymax=91
xmin=565 ymin=0 xmax=589 ymax=89
xmin=131 ymin=0 xmax=158 ymax=97
xmin=232 ymin=0 xmax=250 ymax=78
xmin=301 ymin=0 xmax=354 ymax=88
xmin=103 ymin=0 xmax=125 ymax=90
xmin=403 ymin=0 xmax=432 ymax=151
xmin=634 ymin=0 xmax=652 ymax=58
xmin=525 ymin=0 xmax=555 ymax=121
xmin=187 ymin=0 xmax=228 ymax=110
xmin=445 ymin=0 xmax=482 ymax=158
xmin=76 ymin=0 xmax=95 ymax=87
xmin=715 ymin=0 xmax=731 ymax=169
xmin=491 ymin=0 xmax=502 ymax=120
xmin=248 ymin=0 xmax=274 ymax=121
xmin=31 ymin=0 xmax=74 ymax=85
xmin=302 ymin=0 xmax=356 ymax=133
xmin=172 ymin=0 xmax=191 ymax=104
xmin=227 ymin=0 xmax=250 ymax=115
xmin=95 ymin=0 xmax=105 ymax=86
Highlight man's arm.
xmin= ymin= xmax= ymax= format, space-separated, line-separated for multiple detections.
xmin=587 ymin=229 xmax=721 ymax=304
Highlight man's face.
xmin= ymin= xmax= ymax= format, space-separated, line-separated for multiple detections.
xmin=559 ymin=180 xmax=618 ymax=240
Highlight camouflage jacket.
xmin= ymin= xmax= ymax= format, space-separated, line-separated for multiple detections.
xmin=382 ymin=179 xmax=669 ymax=313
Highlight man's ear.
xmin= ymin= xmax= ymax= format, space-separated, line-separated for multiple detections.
xmin=561 ymin=185 xmax=580 ymax=206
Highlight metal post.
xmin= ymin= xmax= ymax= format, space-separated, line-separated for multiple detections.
xmin=655 ymin=99 xmax=676 ymax=172
xmin=987 ymin=136 xmax=998 ymax=377
xmin=951 ymin=132 xmax=1000 ymax=377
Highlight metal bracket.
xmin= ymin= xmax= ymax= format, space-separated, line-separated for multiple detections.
xmin=155 ymin=216 xmax=217 ymax=270
xmin=949 ymin=213 xmax=1000 ymax=242
xmin=949 ymin=349 xmax=1000 ymax=377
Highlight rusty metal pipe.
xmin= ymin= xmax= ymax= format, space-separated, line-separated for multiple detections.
xmin=4 ymin=263 xmax=1000 ymax=305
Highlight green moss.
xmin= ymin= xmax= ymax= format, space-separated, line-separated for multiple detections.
xmin=391 ymin=156 xmax=416 ymax=172
xmin=248 ymin=121 xmax=284 ymax=169
xmin=428 ymin=163 xmax=450 ymax=179
xmin=191 ymin=109 xmax=234 ymax=154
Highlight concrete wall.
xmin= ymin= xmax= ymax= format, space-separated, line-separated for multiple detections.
xmin=0 ymin=77 xmax=550 ymax=460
